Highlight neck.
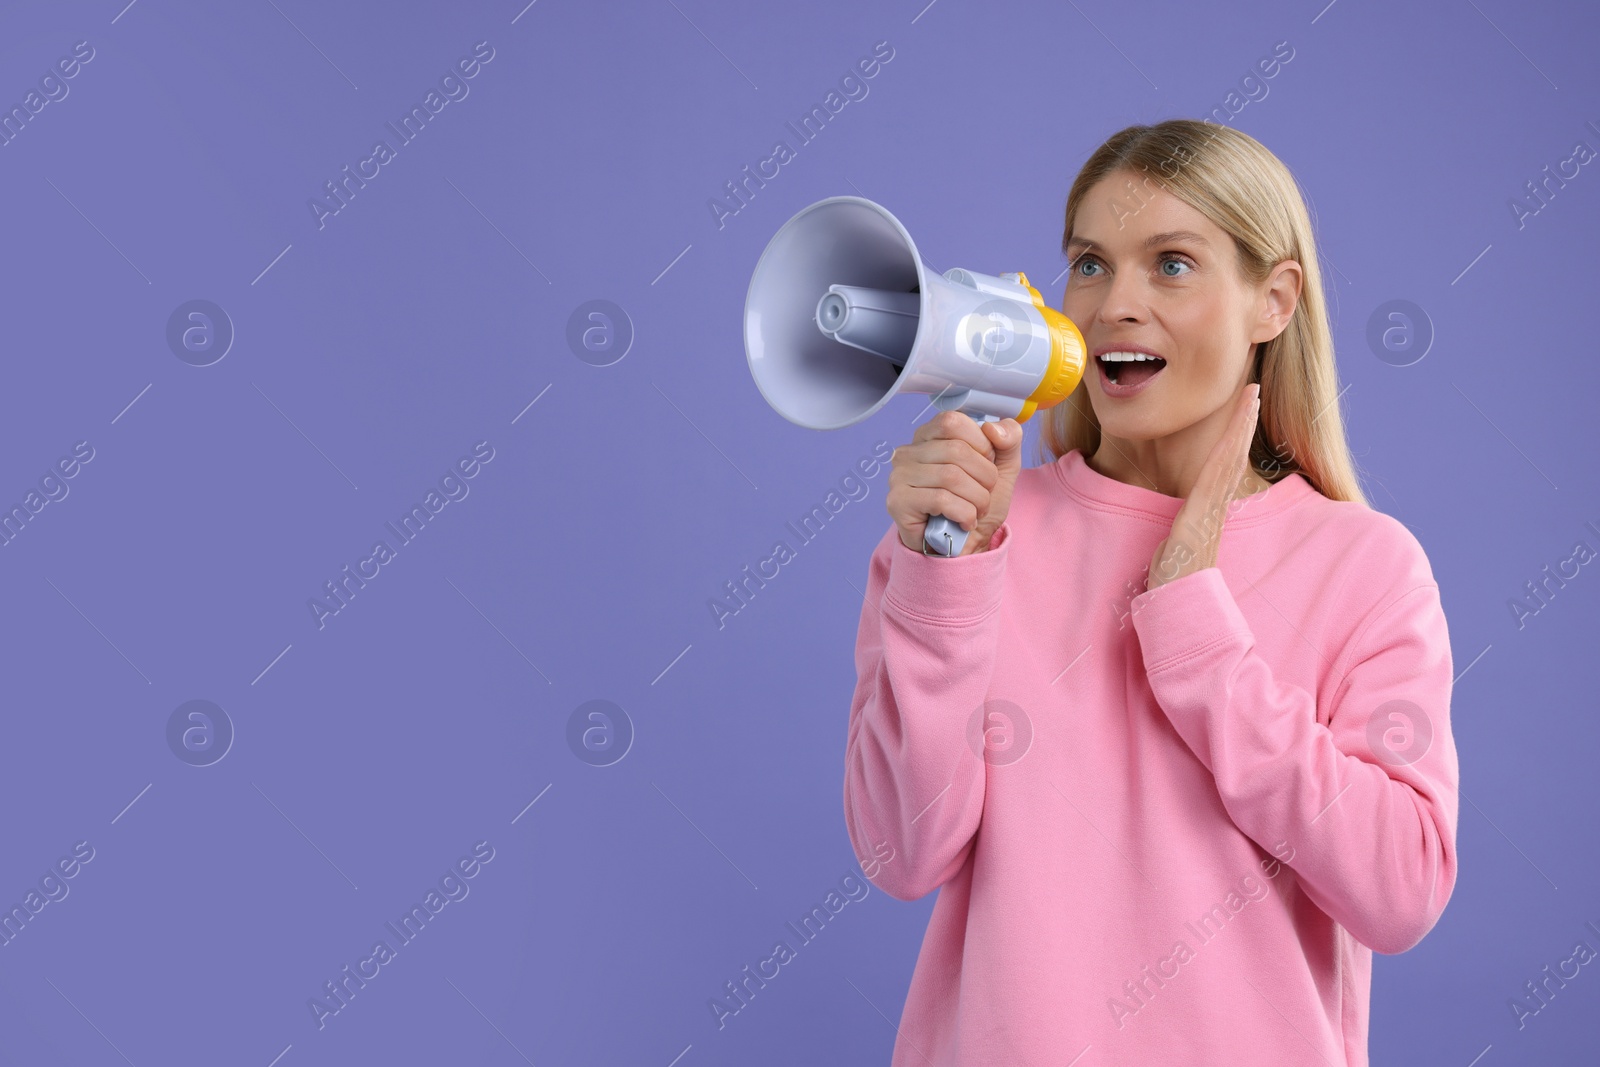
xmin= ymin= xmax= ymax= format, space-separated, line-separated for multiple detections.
xmin=1087 ymin=436 xmax=1270 ymax=501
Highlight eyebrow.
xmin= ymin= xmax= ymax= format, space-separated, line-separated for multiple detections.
xmin=1065 ymin=230 xmax=1212 ymax=254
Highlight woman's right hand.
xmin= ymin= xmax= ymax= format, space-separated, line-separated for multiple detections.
xmin=886 ymin=411 xmax=1023 ymax=556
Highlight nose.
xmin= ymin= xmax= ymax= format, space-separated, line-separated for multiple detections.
xmin=1095 ymin=268 xmax=1148 ymax=327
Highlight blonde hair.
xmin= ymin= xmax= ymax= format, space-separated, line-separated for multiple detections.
xmin=1038 ymin=118 xmax=1369 ymax=506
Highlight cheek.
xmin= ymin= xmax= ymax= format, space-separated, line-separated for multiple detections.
xmin=1060 ymin=291 xmax=1086 ymax=321
xmin=1167 ymin=302 xmax=1231 ymax=371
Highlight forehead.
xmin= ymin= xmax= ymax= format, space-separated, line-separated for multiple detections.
xmin=1066 ymin=170 xmax=1222 ymax=252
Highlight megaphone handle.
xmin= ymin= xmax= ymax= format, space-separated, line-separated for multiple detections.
xmin=923 ymin=412 xmax=1001 ymax=557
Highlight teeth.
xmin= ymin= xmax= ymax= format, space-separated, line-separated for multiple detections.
xmin=1099 ymin=351 xmax=1164 ymax=362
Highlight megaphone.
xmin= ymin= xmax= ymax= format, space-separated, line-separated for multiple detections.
xmin=743 ymin=196 xmax=1090 ymax=556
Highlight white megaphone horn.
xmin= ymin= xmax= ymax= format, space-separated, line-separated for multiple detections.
xmin=743 ymin=195 xmax=1090 ymax=557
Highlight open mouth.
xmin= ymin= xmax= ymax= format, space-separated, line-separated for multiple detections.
xmin=1097 ymin=352 xmax=1167 ymax=387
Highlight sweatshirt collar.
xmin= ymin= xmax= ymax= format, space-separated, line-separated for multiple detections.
xmin=1052 ymin=448 xmax=1314 ymax=528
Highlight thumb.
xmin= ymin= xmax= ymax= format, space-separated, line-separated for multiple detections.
xmin=966 ymin=420 xmax=1023 ymax=554
xmin=986 ymin=419 xmax=1023 ymax=474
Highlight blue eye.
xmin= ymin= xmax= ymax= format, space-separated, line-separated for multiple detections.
xmin=1069 ymin=252 xmax=1194 ymax=279
xmin=1160 ymin=255 xmax=1193 ymax=276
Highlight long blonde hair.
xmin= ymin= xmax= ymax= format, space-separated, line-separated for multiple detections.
xmin=1039 ymin=118 xmax=1369 ymax=506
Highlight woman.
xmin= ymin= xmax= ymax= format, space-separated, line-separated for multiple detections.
xmin=843 ymin=119 xmax=1459 ymax=1066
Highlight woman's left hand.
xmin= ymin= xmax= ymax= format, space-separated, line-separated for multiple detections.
xmin=1145 ymin=382 xmax=1261 ymax=593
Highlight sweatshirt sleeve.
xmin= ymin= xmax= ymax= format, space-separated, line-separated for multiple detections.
xmin=1128 ymin=562 xmax=1460 ymax=955
xmin=842 ymin=521 xmax=1011 ymax=902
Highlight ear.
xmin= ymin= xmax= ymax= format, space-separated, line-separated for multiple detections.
xmin=1250 ymin=260 xmax=1302 ymax=345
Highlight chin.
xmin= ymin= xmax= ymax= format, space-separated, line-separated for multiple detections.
xmin=1093 ymin=403 xmax=1167 ymax=439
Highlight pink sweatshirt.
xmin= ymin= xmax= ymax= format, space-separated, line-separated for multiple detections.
xmin=844 ymin=447 xmax=1459 ymax=1066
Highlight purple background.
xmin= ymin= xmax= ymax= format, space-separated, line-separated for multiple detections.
xmin=0 ymin=0 xmax=1596 ymax=1063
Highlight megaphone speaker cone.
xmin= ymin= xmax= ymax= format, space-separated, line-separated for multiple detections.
xmin=744 ymin=197 xmax=928 ymax=430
